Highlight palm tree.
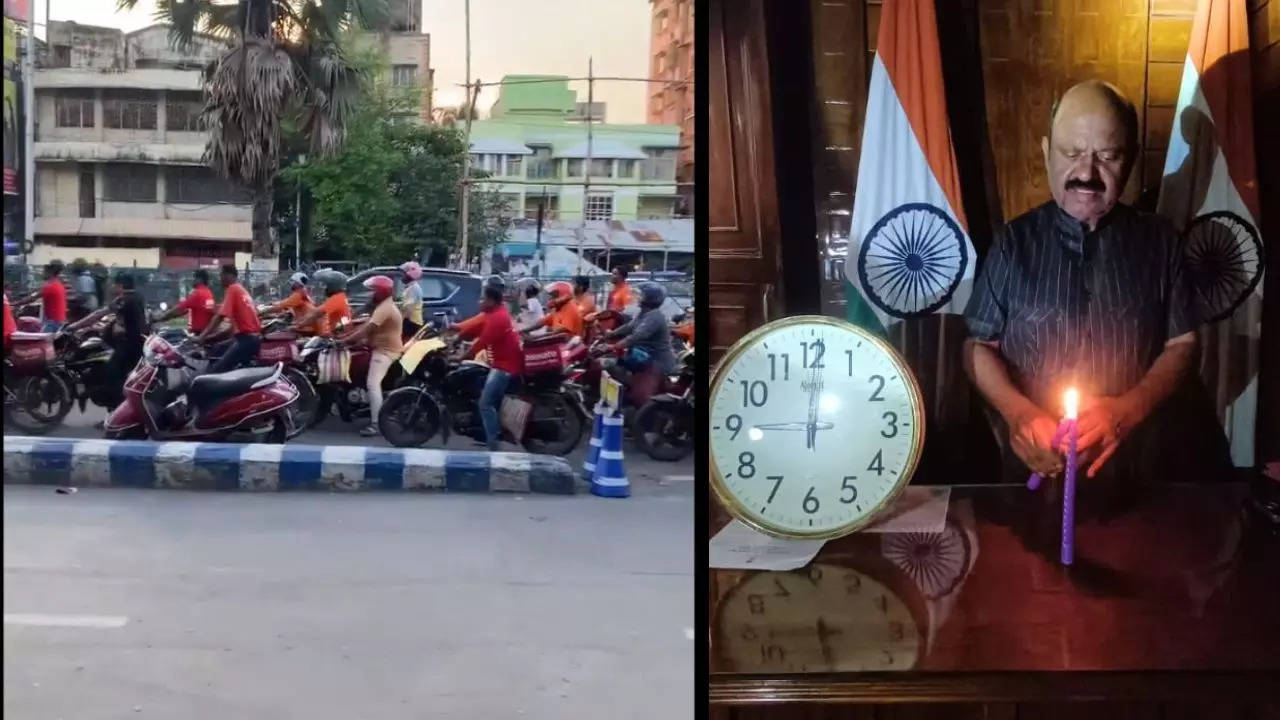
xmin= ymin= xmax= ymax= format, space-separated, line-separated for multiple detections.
xmin=116 ymin=0 xmax=389 ymax=260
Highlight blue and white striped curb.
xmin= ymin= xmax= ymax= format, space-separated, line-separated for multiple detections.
xmin=2 ymin=437 xmax=575 ymax=494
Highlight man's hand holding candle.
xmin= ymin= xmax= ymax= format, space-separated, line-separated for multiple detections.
xmin=1073 ymin=394 xmax=1143 ymax=478
xmin=1009 ymin=405 xmax=1066 ymax=478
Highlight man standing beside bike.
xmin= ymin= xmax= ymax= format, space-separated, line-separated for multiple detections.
xmin=197 ymin=265 xmax=262 ymax=373
xmin=468 ymin=284 xmax=524 ymax=451
xmin=399 ymin=262 xmax=426 ymax=337
xmin=14 ymin=261 xmax=68 ymax=333
xmin=333 ymin=276 xmax=403 ymax=437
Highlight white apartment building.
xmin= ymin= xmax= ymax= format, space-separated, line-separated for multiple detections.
xmin=30 ymin=22 xmax=252 ymax=270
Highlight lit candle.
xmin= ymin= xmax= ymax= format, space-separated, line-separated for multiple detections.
xmin=1061 ymin=388 xmax=1079 ymax=565
xmin=1025 ymin=387 xmax=1080 ymax=566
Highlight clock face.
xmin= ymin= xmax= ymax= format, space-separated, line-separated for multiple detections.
xmin=709 ymin=316 xmax=924 ymax=539
xmin=716 ymin=564 xmax=921 ymax=672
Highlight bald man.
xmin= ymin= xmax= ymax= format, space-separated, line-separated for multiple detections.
xmin=963 ymin=81 xmax=1229 ymax=486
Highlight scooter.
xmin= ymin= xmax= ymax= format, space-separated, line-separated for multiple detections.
xmin=103 ymin=334 xmax=300 ymax=442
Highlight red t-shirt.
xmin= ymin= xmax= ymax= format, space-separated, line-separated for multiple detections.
xmin=178 ymin=284 xmax=216 ymax=332
xmin=42 ymin=278 xmax=67 ymax=323
xmin=220 ymin=283 xmax=261 ymax=334
xmin=3 ymin=293 xmax=15 ymax=346
xmin=470 ymin=304 xmax=523 ymax=376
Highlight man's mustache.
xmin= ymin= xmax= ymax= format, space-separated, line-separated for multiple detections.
xmin=1065 ymin=178 xmax=1107 ymax=193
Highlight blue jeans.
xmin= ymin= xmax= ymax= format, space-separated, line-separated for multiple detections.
xmin=478 ymin=368 xmax=512 ymax=451
xmin=209 ymin=333 xmax=262 ymax=374
xmin=42 ymin=320 xmax=63 ymax=333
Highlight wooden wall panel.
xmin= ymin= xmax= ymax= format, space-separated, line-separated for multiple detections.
xmin=707 ymin=0 xmax=783 ymax=360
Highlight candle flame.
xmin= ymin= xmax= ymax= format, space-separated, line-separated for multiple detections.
xmin=1063 ymin=387 xmax=1079 ymax=420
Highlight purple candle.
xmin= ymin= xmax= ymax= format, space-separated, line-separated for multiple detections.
xmin=1061 ymin=389 xmax=1080 ymax=565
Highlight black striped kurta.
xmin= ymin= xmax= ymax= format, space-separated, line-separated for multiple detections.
xmin=964 ymin=201 xmax=1198 ymax=413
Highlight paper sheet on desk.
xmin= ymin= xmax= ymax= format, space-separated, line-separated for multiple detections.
xmin=709 ymin=487 xmax=952 ymax=570
xmin=861 ymin=486 xmax=951 ymax=533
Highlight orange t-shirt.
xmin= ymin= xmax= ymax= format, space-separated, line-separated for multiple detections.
xmin=608 ymin=283 xmax=633 ymax=312
xmin=318 ymin=293 xmax=351 ymax=336
xmin=220 ymin=283 xmax=262 ymax=334
xmin=278 ymin=290 xmax=320 ymax=332
xmin=541 ymin=298 xmax=584 ymax=338
xmin=456 ymin=312 xmax=486 ymax=339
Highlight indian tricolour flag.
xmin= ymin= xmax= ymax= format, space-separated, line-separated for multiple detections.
xmin=844 ymin=0 xmax=975 ymax=335
xmin=1157 ymin=0 xmax=1265 ymax=467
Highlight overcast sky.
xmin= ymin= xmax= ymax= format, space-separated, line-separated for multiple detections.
xmin=39 ymin=0 xmax=654 ymax=123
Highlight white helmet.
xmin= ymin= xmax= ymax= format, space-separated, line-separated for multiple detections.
xmin=289 ymin=272 xmax=308 ymax=288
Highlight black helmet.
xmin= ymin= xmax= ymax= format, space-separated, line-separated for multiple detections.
xmin=484 ymin=274 xmax=506 ymax=291
xmin=639 ymin=282 xmax=666 ymax=308
xmin=315 ymin=269 xmax=348 ymax=295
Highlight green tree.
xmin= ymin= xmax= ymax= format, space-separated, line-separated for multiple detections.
xmin=117 ymin=0 xmax=389 ymax=260
xmin=283 ymin=57 xmax=511 ymax=266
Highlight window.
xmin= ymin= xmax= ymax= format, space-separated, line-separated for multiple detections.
xmin=418 ymin=277 xmax=451 ymax=301
xmin=166 ymin=166 xmax=251 ymax=204
xmin=525 ymin=195 xmax=558 ymax=220
xmin=617 ymin=159 xmax=637 ymax=178
xmin=585 ymin=194 xmax=613 ymax=221
xmin=55 ymin=92 xmax=95 ymax=128
xmin=166 ymin=93 xmax=204 ymax=132
xmin=505 ymin=155 xmax=523 ymax=177
xmin=642 ymin=147 xmax=678 ymax=180
xmin=103 ymin=164 xmax=157 ymax=202
xmin=589 ymin=158 xmax=612 ymax=177
xmin=566 ymin=158 xmax=584 ymax=177
xmin=391 ymin=64 xmax=418 ymax=87
xmin=79 ymin=167 xmax=95 ymax=219
xmin=103 ymin=90 xmax=157 ymax=130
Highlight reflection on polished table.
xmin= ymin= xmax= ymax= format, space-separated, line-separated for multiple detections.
xmin=709 ymin=482 xmax=1280 ymax=715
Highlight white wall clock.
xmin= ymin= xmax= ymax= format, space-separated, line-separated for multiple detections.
xmin=709 ymin=315 xmax=925 ymax=540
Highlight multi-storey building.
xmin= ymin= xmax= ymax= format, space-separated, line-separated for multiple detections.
xmin=29 ymin=21 xmax=253 ymax=269
xmin=467 ymin=75 xmax=683 ymax=223
xmin=351 ymin=0 xmax=433 ymax=124
xmin=646 ymin=0 xmax=693 ymax=209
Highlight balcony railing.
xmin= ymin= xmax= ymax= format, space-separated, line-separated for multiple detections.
xmin=641 ymin=158 xmax=677 ymax=181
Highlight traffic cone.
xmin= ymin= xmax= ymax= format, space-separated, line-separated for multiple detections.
xmin=582 ymin=402 xmax=605 ymax=482
xmin=591 ymin=408 xmax=630 ymax=498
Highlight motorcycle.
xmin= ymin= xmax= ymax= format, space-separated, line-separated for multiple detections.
xmin=632 ymin=347 xmax=695 ymax=461
xmin=296 ymin=315 xmax=403 ymax=427
xmin=103 ymin=334 xmax=300 ymax=442
xmin=51 ymin=314 xmax=118 ymax=415
xmin=377 ymin=331 xmax=589 ymax=456
xmin=4 ymin=325 xmax=74 ymax=435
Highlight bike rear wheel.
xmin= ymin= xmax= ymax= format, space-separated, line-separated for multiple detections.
xmin=522 ymin=393 xmax=584 ymax=457
xmin=633 ymin=401 xmax=692 ymax=462
xmin=4 ymin=373 xmax=74 ymax=435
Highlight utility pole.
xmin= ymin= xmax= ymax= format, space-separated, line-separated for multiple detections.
xmin=459 ymin=79 xmax=478 ymax=271
xmin=22 ymin=0 xmax=37 ymax=264
xmin=457 ymin=0 xmax=472 ymax=271
xmin=576 ymin=57 xmax=593 ymax=275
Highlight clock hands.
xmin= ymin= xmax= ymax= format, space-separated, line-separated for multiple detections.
xmin=752 ymin=421 xmax=835 ymax=432
xmin=805 ymin=341 xmax=825 ymax=451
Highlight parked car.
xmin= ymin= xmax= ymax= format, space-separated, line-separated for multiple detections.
xmin=345 ymin=267 xmax=482 ymax=321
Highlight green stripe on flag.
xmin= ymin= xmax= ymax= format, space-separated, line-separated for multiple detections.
xmin=844 ymin=276 xmax=887 ymax=337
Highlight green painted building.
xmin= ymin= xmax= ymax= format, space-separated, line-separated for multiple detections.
xmin=467 ymin=75 xmax=683 ymax=222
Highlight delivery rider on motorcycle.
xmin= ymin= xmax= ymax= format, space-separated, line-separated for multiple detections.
xmin=600 ymin=282 xmax=676 ymax=389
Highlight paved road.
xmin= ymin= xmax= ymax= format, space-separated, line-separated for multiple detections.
xmin=17 ymin=408 xmax=694 ymax=495
xmin=3 ymin=481 xmax=694 ymax=718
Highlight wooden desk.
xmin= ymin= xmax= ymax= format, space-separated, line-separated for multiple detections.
xmin=709 ymin=483 xmax=1280 ymax=718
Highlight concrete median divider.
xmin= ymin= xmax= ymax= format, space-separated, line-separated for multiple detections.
xmin=1 ymin=437 xmax=576 ymax=494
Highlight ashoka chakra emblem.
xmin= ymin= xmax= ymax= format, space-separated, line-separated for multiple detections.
xmin=1184 ymin=211 xmax=1264 ymax=323
xmin=857 ymin=202 xmax=968 ymax=318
